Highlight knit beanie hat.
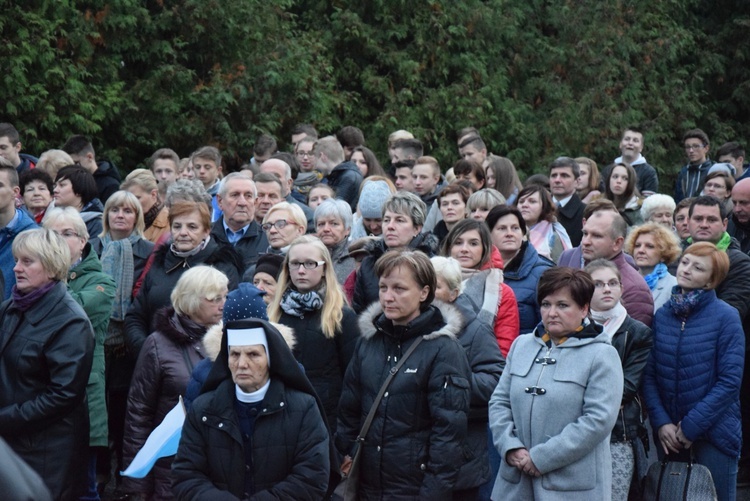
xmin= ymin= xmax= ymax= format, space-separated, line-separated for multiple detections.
xmin=223 ymin=282 xmax=269 ymax=322
xmin=358 ymin=180 xmax=392 ymax=219
xmin=254 ymin=253 xmax=285 ymax=280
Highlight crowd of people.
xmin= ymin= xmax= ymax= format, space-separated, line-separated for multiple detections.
xmin=0 ymin=120 xmax=747 ymax=501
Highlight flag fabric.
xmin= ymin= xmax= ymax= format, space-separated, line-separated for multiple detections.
xmin=121 ymin=396 xmax=186 ymax=478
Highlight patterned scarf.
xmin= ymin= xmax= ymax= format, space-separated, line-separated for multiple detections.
xmin=144 ymin=202 xmax=162 ymax=229
xmin=669 ymin=287 xmax=706 ymax=320
xmin=280 ymin=288 xmax=324 ymax=317
xmin=100 ymin=233 xmax=139 ymax=322
xmin=643 ymin=262 xmax=669 ymax=290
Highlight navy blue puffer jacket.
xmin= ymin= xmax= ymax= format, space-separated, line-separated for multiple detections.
xmin=642 ymin=289 xmax=745 ymax=456
xmin=503 ymin=241 xmax=553 ymax=334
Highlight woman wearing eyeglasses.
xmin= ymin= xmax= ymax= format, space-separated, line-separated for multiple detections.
xmin=269 ymin=235 xmax=359 ymax=431
xmin=585 ymin=259 xmax=653 ymax=501
xmin=262 ymin=202 xmax=307 ymax=254
xmin=123 ymin=266 xmax=228 ymax=500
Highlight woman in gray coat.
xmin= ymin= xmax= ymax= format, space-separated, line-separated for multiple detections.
xmin=488 ymin=267 xmax=623 ymax=500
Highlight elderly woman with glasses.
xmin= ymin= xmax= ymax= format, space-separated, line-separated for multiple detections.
xmin=314 ymin=198 xmax=356 ymax=284
xmin=43 ymin=208 xmax=117 ymax=500
xmin=262 ymin=202 xmax=307 ymax=254
xmin=489 ymin=267 xmax=623 ymax=501
xmin=123 ymin=266 xmax=229 ymax=500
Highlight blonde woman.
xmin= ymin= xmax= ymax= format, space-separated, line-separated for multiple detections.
xmin=269 ymin=235 xmax=360 ymax=429
xmin=121 ymin=169 xmax=169 ymax=243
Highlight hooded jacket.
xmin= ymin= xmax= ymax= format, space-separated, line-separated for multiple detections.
xmin=674 ymin=158 xmax=713 ymax=203
xmin=67 ymin=244 xmax=116 ymax=448
xmin=352 ymin=233 xmax=439 ymax=313
xmin=123 ymin=307 xmax=208 ymax=499
xmin=16 ymin=153 xmax=37 ymax=173
xmin=94 ymin=159 xmax=122 ymax=203
xmin=336 ymin=303 xmax=472 ymax=500
xmin=503 ymin=241 xmax=554 ymax=334
xmin=326 ymin=161 xmax=364 ymax=211
xmin=124 ymin=239 xmax=243 ymax=358
xmin=172 ymin=319 xmax=331 ymax=500
xmin=643 ymin=289 xmax=744 ymax=457
xmin=80 ymin=198 xmax=104 ymax=239
xmin=489 ymin=322 xmax=623 ymax=501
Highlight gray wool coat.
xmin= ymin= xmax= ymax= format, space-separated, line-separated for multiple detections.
xmin=488 ymin=326 xmax=623 ymax=501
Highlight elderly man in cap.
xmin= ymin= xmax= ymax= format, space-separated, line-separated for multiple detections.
xmin=172 ymin=319 xmax=331 ymax=500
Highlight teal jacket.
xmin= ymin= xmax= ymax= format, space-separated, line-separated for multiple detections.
xmin=68 ymin=244 xmax=116 ymax=447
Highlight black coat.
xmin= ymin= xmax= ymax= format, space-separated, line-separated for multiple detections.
xmin=336 ymin=302 xmax=472 ymax=500
xmin=555 ymin=193 xmax=586 ymax=247
xmin=444 ymin=297 xmax=503 ymax=490
xmin=280 ymin=305 xmax=360 ymax=430
xmin=210 ymin=219 xmax=268 ymax=273
xmin=0 ymin=282 xmax=94 ymax=501
xmin=123 ymin=308 xmax=207 ymax=499
xmin=125 ymin=239 xmax=242 ymax=358
xmin=609 ymin=315 xmax=653 ymax=443
xmin=352 ymin=233 xmax=439 ymax=314
xmin=172 ymin=319 xmax=331 ymax=500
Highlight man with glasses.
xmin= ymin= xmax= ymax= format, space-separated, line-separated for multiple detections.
xmin=675 ymin=128 xmax=714 ymax=202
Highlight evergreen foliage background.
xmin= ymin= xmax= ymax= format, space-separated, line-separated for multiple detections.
xmin=2 ymin=0 xmax=749 ymax=191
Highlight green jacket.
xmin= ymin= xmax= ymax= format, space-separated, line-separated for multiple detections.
xmin=68 ymin=244 xmax=116 ymax=447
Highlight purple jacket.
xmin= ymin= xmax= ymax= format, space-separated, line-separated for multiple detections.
xmin=558 ymin=248 xmax=654 ymax=326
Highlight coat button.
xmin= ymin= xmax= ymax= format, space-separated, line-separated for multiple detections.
xmin=384 ymin=392 xmax=389 ymax=397
xmin=420 ymin=464 xmax=426 ymax=471
xmin=377 ymin=446 xmax=381 ymax=452
xmin=279 ymin=402 xmax=285 ymax=407
xmin=202 ymin=416 xmax=207 ymax=422
xmin=218 ymin=423 xmax=223 ymax=428
xmin=70 ymin=272 xmax=76 ymax=279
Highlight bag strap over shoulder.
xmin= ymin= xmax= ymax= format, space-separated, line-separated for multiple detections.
xmin=356 ymin=336 xmax=425 ymax=443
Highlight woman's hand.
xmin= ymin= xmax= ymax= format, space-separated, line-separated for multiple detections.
xmin=506 ymin=448 xmax=541 ymax=477
xmin=676 ymin=422 xmax=693 ymax=450
xmin=340 ymin=455 xmax=353 ymax=476
xmin=658 ymin=424 xmax=682 ymax=455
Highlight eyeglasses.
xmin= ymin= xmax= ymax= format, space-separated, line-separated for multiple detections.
xmin=202 ymin=294 xmax=227 ymax=305
xmin=289 ymin=260 xmax=325 ymax=270
xmin=594 ymin=280 xmax=621 ymax=289
xmin=684 ymin=143 xmax=706 ymax=151
xmin=296 ymin=151 xmax=314 ymax=158
xmin=261 ymin=220 xmax=298 ymax=232
xmin=54 ymin=230 xmax=80 ymax=239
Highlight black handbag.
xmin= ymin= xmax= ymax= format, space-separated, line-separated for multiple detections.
xmin=642 ymin=451 xmax=717 ymax=501
xmin=332 ymin=336 xmax=424 ymax=501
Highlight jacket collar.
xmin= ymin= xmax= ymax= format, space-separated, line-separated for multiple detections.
xmin=358 ymin=300 xmax=463 ymax=341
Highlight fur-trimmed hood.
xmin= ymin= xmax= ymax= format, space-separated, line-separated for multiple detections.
xmin=358 ymin=299 xmax=464 ymax=342
xmin=202 ymin=320 xmax=296 ymax=362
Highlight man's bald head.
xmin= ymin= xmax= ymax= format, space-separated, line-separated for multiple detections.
xmin=260 ymin=159 xmax=292 ymax=196
xmin=732 ymin=178 xmax=750 ymax=224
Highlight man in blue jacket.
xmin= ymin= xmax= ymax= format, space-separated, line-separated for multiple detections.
xmin=674 ymin=128 xmax=713 ymax=202
xmin=0 ymin=162 xmax=38 ymax=299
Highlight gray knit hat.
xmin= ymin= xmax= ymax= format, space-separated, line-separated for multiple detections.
xmin=358 ymin=180 xmax=392 ymax=218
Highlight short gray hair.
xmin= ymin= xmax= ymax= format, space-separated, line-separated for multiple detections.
xmin=219 ymin=172 xmax=256 ymax=198
xmin=430 ymin=256 xmax=463 ymax=294
xmin=314 ymin=198 xmax=353 ymax=230
xmin=165 ymin=179 xmax=212 ymax=211
xmin=12 ymin=228 xmax=70 ymax=282
xmin=382 ymin=191 xmax=427 ymax=227
xmin=641 ymin=193 xmax=676 ymax=222
xmin=43 ymin=207 xmax=90 ymax=241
